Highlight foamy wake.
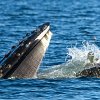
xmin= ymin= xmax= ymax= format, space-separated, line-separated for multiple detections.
xmin=37 ymin=42 xmax=100 ymax=79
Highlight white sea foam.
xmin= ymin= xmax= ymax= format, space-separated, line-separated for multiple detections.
xmin=38 ymin=42 xmax=100 ymax=79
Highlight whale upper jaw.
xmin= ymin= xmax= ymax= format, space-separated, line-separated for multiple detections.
xmin=0 ymin=22 xmax=52 ymax=79
xmin=76 ymin=64 xmax=100 ymax=78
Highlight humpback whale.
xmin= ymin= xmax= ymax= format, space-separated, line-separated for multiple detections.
xmin=0 ymin=22 xmax=52 ymax=79
xmin=76 ymin=52 xmax=100 ymax=78
xmin=1 ymin=22 xmax=100 ymax=79
xmin=76 ymin=65 xmax=100 ymax=78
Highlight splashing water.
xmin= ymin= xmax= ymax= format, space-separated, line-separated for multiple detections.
xmin=37 ymin=42 xmax=100 ymax=79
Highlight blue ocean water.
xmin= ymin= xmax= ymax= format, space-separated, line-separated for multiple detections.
xmin=0 ymin=0 xmax=100 ymax=99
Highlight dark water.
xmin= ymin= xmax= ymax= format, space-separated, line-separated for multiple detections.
xmin=0 ymin=0 xmax=100 ymax=99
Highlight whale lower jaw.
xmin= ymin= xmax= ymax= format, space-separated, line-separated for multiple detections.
xmin=0 ymin=23 xmax=52 ymax=79
xmin=11 ymin=31 xmax=52 ymax=78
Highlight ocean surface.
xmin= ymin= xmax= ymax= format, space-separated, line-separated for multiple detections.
xmin=0 ymin=0 xmax=100 ymax=99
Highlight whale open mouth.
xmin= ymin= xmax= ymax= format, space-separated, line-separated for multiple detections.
xmin=37 ymin=42 xmax=100 ymax=79
xmin=0 ymin=22 xmax=52 ymax=79
xmin=1 ymin=22 xmax=100 ymax=79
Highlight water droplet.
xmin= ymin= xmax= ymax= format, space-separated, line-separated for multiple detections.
xmin=93 ymin=36 xmax=96 ymax=40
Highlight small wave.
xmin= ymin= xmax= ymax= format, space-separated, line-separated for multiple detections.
xmin=37 ymin=42 xmax=100 ymax=79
